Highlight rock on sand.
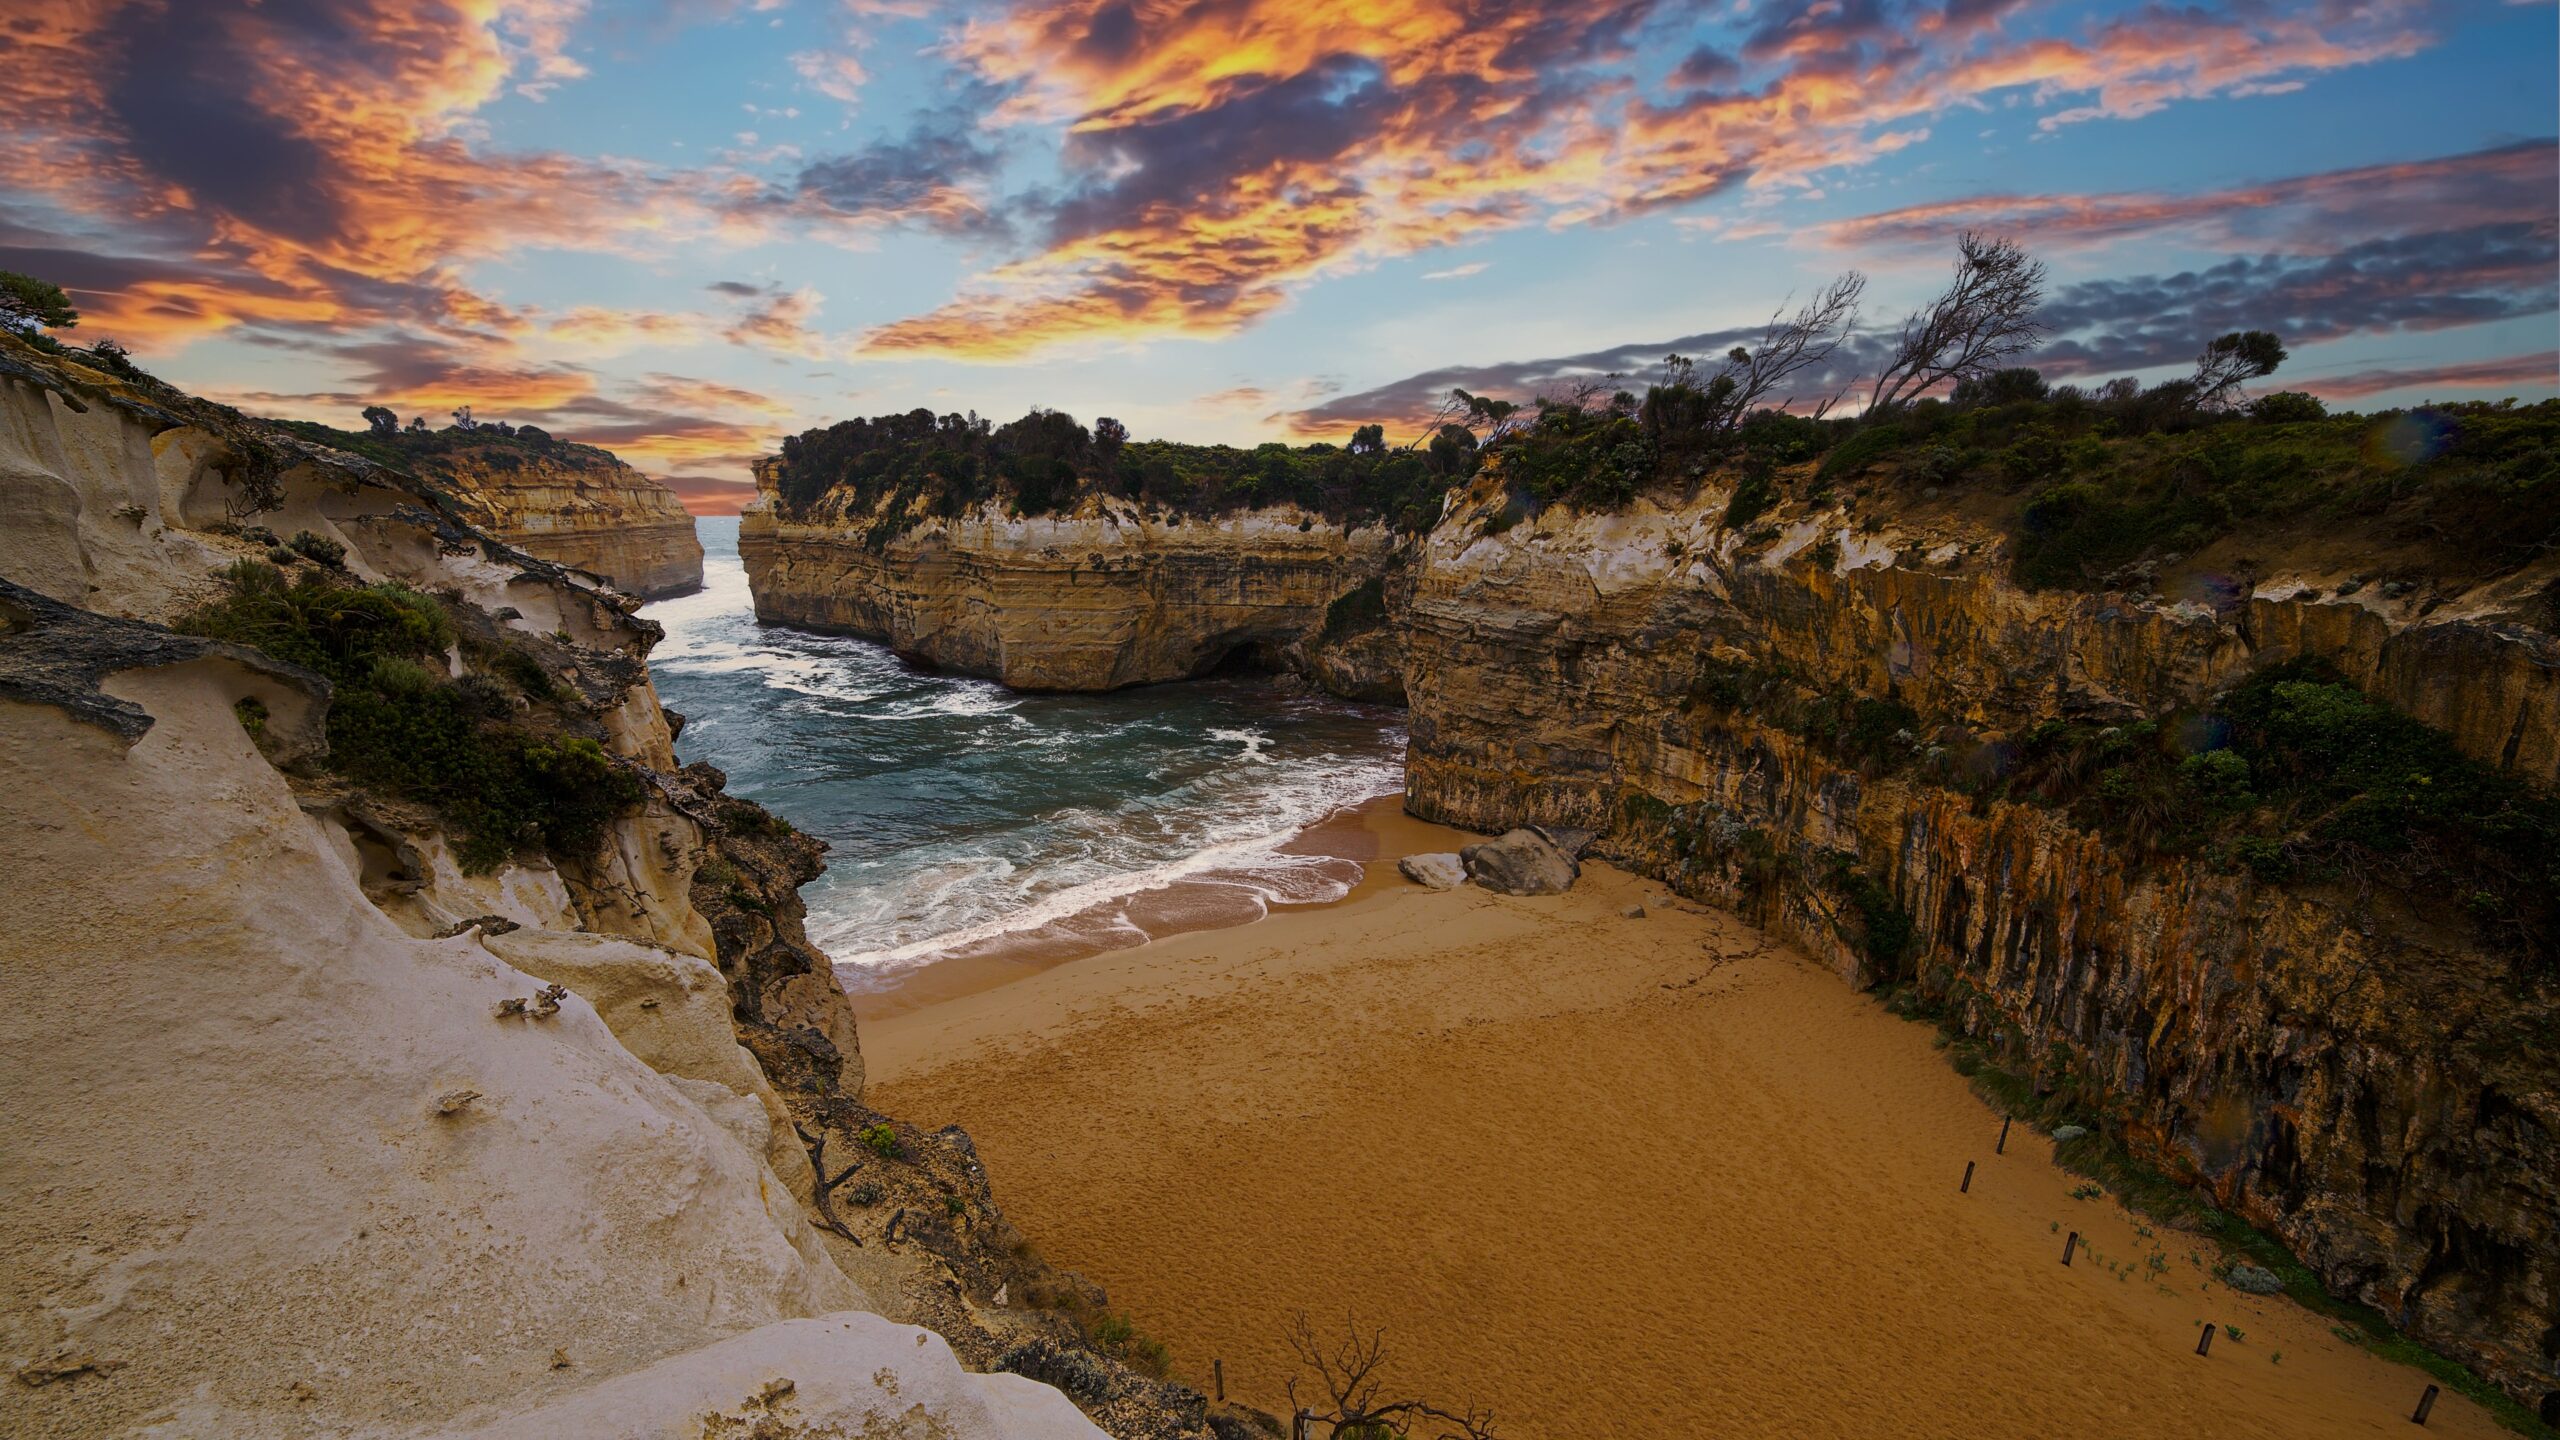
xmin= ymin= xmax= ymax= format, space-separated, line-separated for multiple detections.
xmin=1398 ymin=853 xmax=1468 ymax=889
xmin=1459 ymin=829 xmax=1579 ymax=895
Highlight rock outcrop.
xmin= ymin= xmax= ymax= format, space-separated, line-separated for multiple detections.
xmin=1397 ymin=469 xmax=2560 ymax=1415
xmin=0 ymin=337 xmax=1167 ymax=1439
xmin=432 ymin=441 xmax=704 ymax=599
xmin=740 ymin=461 xmax=1406 ymax=696
xmin=1457 ymin=828 xmax=1579 ymax=895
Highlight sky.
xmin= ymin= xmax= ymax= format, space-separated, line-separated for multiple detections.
xmin=1 ymin=0 xmax=2552 ymax=514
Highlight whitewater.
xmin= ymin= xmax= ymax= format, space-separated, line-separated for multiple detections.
xmin=643 ymin=517 xmax=1409 ymax=987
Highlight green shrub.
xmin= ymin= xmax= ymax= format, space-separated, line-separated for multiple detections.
xmin=1814 ymin=422 xmax=1908 ymax=483
xmin=1828 ymin=857 xmax=1916 ymax=975
xmin=1322 ymin=576 xmax=1387 ymax=639
xmin=2248 ymin=391 xmax=2327 ymax=423
xmin=858 ymin=1123 xmax=903 ymax=1160
xmin=287 ymin=530 xmax=347 ymax=566
xmin=176 ymin=565 xmax=637 ymax=873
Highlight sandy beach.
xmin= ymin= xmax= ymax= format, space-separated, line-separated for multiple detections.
xmin=863 ymin=799 xmax=2502 ymax=1439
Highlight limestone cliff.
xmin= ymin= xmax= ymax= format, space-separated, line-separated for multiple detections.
xmin=1397 ymin=467 xmax=2559 ymax=1419
xmin=742 ymin=458 xmax=1408 ymax=696
xmin=431 ymin=440 xmax=704 ymax=600
xmin=0 ymin=337 xmax=1155 ymax=1439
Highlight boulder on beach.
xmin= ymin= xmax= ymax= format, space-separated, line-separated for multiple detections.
xmin=1530 ymin=824 xmax=1596 ymax=860
xmin=1459 ymin=829 xmax=1580 ymax=895
xmin=1398 ymin=853 xmax=1468 ymax=889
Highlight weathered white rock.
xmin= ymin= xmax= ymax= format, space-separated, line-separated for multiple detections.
xmin=456 ymin=1313 xmax=1104 ymax=1440
xmin=1397 ymin=852 xmax=1468 ymax=889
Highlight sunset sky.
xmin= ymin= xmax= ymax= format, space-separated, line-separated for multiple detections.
xmin=3 ymin=0 xmax=2553 ymax=513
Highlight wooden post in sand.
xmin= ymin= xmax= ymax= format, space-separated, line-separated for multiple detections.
xmin=2062 ymin=1231 xmax=2078 ymax=1265
xmin=1960 ymin=1160 xmax=1975 ymax=1192
xmin=1214 ymin=1358 xmax=1224 ymax=1403
xmin=2412 ymin=1384 xmax=2440 ymax=1424
xmin=1997 ymin=1116 xmax=2012 ymax=1153
xmin=2195 ymin=1323 xmax=2215 ymax=1356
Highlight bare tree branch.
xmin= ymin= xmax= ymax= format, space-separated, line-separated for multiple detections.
xmin=1709 ymin=271 xmax=1866 ymax=436
xmin=791 ymin=1123 xmax=864 ymax=1245
xmin=1282 ymin=1313 xmax=1500 ymax=1439
xmin=1867 ymin=232 xmax=2046 ymax=414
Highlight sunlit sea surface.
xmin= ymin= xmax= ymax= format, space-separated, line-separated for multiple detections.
xmin=643 ymin=517 xmax=1407 ymax=988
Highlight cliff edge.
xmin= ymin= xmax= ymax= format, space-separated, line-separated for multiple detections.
xmin=0 ymin=335 xmax=1203 ymax=1439
xmin=431 ymin=439 xmax=706 ymax=600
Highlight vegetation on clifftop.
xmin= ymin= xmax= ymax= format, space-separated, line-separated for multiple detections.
xmin=177 ymin=559 xmax=638 ymax=871
xmin=265 ymin=405 xmax=616 ymax=480
xmin=770 ymin=406 xmax=1465 ymax=537
xmin=1671 ymin=649 xmax=2560 ymax=977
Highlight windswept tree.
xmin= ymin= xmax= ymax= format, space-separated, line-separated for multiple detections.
xmin=1710 ymin=270 xmax=1867 ymax=429
xmin=0 ymin=270 xmax=78 ymax=332
xmin=1450 ymin=388 xmax=1524 ymax=441
xmin=1093 ymin=415 xmax=1129 ymax=455
xmin=2189 ymin=329 xmax=2287 ymax=410
xmin=1347 ymin=423 xmax=1387 ymax=456
xmin=362 ymin=405 xmax=399 ymax=436
xmin=1865 ymin=233 xmax=2046 ymax=415
xmin=1649 ymin=271 xmax=1868 ymax=465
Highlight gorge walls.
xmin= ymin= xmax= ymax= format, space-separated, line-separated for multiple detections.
xmin=1396 ymin=472 xmax=2559 ymax=1417
xmin=741 ymin=462 xmax=1408 ymax=696
xmin=432 ymin=442 xmax=705 ymax=600
xmin=0 ymin=340 xmax=1109 ymax=1440
xmin=737 ymin=424 xmax=2559 ymax=1415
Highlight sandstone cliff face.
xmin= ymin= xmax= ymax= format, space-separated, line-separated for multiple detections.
xmin=741 ymin=463 xmax=1407 ymax=696
xmin=433 ymin=442 xmax=704 ymax=600
xmin=1397 ymin=472 xmax=2559 ymax=1415
xmin=0 ymin=340 xmax=1102 ymax=1440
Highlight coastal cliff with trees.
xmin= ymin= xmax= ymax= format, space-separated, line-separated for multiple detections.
xmin=0 ymin=321 xmax=1250 ymax=1440
xmin=270 ymin=406 xmax=706 ymax=601
xmin=742 ymin=238 xmax=2560 ymax=1426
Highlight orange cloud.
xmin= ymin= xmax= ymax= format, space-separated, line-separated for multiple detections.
xmin=661 ymin=475 xmax=763 ymax=516
xmin=719 ymin=286 xmax=836 ymax=359
xmin=870 ymin=0 xmax=2439 ymax=359
xmin=0 ymin=0 xmax=741 ymax=359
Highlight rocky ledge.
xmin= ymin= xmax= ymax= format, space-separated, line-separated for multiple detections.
xmin=741 ymin=462 xmax=1407 ymax=697
xmin=1399 ymin=466 xmax=2559 ymax=1418
xmin=433 ymin=442 xmax=705 ymax=599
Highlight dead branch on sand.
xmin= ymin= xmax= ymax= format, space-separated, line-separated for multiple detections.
xmin=1283 ymin=1313 xmax=1499 ymax=1439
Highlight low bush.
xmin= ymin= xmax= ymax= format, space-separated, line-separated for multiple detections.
xmin=177 ymin=562 xmax=637 ymax=872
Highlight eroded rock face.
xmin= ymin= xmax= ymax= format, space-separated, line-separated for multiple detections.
xmin=740 ymin=465 xmax=1405 ymax=696
xmin=1400 ymin=475 xmax=2560 ymax=1411
xmin=433 ymin=443 xmax=704 ymax=600
xmin=0 ymin=339 xmax=1106 ymax=1440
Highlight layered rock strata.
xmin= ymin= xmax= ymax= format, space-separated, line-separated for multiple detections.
xmin=740 ymin=463 xmax=1406 ymax=696
xmin=0 ymin=338 xmax=1211 ymax=1439
xmin=1397 ymin=471 xmax=2559 ymax=1415
xmin=433 ymin=441 xmax=704 ymax=599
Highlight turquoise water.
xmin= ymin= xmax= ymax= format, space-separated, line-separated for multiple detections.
xmin=643 ymin=518 xmax=1408 ymax=986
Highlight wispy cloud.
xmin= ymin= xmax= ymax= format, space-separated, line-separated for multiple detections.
xmin=862 ymin=0 xmax=2439 ymax=358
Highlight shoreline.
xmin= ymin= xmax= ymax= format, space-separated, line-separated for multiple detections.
xmin=842 ymin=792 xmax=1443 ymax=1024
xmin=861 ymin=841 xmax=2503 ymax=1438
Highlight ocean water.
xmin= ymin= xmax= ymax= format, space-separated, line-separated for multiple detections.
xmin=643 ymin=517 xmax=1409 ymax=987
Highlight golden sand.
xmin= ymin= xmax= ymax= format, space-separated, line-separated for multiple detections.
xmin=862 ymin=801 xmax=2501 ymax=1439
